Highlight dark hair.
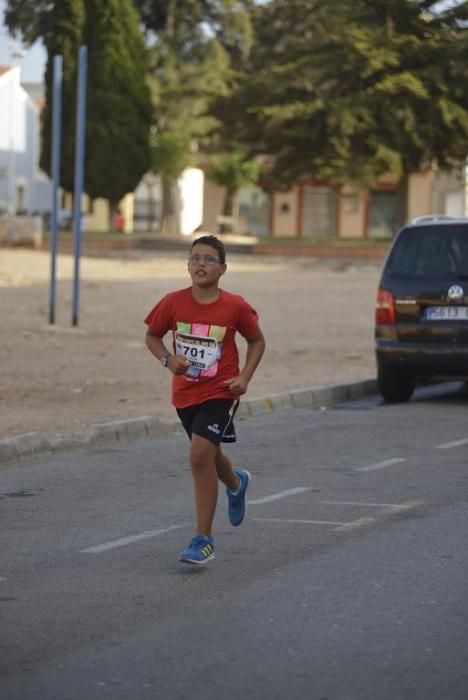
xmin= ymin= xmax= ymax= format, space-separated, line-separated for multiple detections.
xmin=191 ymin=235 xmax=226 ymax=264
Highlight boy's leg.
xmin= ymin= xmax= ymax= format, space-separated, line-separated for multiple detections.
xmin=216 ymin=446 xmax=251 ymax=527
xmin=189 ymin=434 xmax=219 ymax=538
xmin=215 ymin=447 xmax=240 ymax=492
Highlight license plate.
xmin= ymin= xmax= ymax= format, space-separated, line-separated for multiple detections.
xmin=426 ymin=306 xmax=468 ymax=320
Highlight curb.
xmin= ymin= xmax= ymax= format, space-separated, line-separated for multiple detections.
xmin=0 ymin=378 xmax=378 ymax=466
xmin=39 ymin=234 xmax=389 ymax=261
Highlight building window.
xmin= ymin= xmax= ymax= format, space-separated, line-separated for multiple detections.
xmin=237 ymin=187 xmax=270 ymax=237
xmin=301 ymin=186 xmax=337 ymax=238
xmin=368 ymin=190 xmax=397 ymax=239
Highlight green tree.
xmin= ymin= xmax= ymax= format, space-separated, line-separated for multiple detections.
xmin=83 ymin=0 xmax=152 ymax=228
xmin=4 ymin=0 xmax=85 ymax=192
xmin=149 ymin=130 xmax=194 ymax=234
xmin=5 ymin=0 xmax=152 ymax=228
xmin=207 ymin=149 xmax=261 ymax=231
xmin=38 ymin=0 xmax=84 ymax=193
xmin=143 ymin=0 xmax=254 ymax=233
xmin=5 ymin=0 xmax=255 ymax=233
xmin=212 ymin=0 xmax=468 ymax=224
xmin=133 ymin=0 xmax=254 ymax=63
xmin=4 ymin=0 xmax=57 ymax=45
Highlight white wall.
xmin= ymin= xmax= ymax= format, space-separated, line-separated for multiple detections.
xmin=0 ymin=66 xmax=51 ymax=213
xmin=179 ymin=168 xmax=204 ymax=235
xmin=133 ymin=168 xmax=204 ymax=235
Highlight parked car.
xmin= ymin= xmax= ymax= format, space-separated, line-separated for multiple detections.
xmin=375 ymin=215 xmax=468 ymax=402
xmin=41 ymin=209 xmax=73 ymax=231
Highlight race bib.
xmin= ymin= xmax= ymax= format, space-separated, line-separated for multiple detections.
xmin=175 ymin=330 xmax=219 ymax=370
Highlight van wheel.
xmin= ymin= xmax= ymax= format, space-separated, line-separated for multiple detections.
xmin=378 ymin=368 xmax=415 ymax=403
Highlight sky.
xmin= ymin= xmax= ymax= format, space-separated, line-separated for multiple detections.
xmin=0 ymin=0 xmax=462 ymax=84
xmin=0 ymin=0 xmax=46 ymax=82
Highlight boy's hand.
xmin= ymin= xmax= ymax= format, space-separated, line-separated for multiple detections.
xmin=224 ymin=374 xmax=249 ymax=396
xmin=169 ymin=355 xmax=191 ymax=375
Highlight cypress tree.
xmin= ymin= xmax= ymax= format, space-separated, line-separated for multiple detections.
xmin=39 ymin=0 xmax=85 ymax=193
xmin=83 ymin=0 xmax=152 ymax=225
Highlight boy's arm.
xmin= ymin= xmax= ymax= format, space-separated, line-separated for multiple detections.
xmin=225 ymin=328 xmax=266 ymax=396
xmin=145 ymin=330 xmax=190 ymax=375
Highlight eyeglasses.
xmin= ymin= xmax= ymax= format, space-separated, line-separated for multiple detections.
xmin=188 ymin=253 xmax=221 ymax=265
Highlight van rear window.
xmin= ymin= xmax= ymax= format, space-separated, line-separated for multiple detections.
xmin=386 ymin=225 xmax=468 ymax=278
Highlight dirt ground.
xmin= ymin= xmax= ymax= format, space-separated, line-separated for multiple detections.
xmin=0 ymin=247 xmax=381 ymax=441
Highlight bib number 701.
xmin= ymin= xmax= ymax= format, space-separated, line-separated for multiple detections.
xmin=183 ymin=346 xmax=206 ymax=359
xmin=175 ymin=331 xmax=218 ymax=370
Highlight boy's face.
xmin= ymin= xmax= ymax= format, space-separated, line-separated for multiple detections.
xmin=188 ymin=243 xmax=226 ymax=287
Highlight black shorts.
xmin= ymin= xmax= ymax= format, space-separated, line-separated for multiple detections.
xmin=176 ymin=399 xmax=239 ymax=445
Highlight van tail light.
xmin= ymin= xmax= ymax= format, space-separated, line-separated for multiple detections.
xmin=375 ymin=288 xmax=396 ymax=324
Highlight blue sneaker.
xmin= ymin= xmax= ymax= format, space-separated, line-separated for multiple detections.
xmin=179 ymin=534 xmax=215 ymax=565
xmin=226 ymin=469 xmax=251 ymax=526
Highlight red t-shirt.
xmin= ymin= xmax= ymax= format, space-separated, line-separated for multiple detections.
xmin=145 ymin=287 xmax=259 ymax=408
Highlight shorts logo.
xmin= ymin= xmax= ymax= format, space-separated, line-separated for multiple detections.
xmin=207 ymin=423 xmax=220 ymax=435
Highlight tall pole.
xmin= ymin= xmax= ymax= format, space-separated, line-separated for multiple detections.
xmin=49 ymin=55 xmax=63 ymax=324
xmin=72 ymin=45 xmax=88 ymax=327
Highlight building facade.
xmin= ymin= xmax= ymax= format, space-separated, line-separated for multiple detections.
xmin=0 ymin=66 xmax=51 ymax=215
xmin=202 ymin=166 xmax=466 ymax=240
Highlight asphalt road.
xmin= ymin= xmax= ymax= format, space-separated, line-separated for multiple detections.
xmin=1 ymin=382 xmax=467 ymax=700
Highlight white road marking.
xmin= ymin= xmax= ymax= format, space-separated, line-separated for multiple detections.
xmin=248 ymin=487 xmax=313 ymax=505
xmin=436 ymin=437 xmax=468 ymax=450
xmin=333 ymin=517 xmax=376 ymax=531
xmin=252 ymin=516 xmax=376 ymax=531
xmin=253 ymin=501 xmax=425 ymax=533
xmin=321 ymin=500 xmax=424 ymax=511
xmin=321 ymin=500 xmax=400 ymax=507
xmin=355 ymin=457 xmax=407 ymax=472
xmin=253 ymin=517 xmax=345 ymax=526
xmin=80 ymin=525 xmax=184 ymax=554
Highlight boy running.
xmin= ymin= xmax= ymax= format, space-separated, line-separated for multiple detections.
xmin=145 ymin=235 xmax=265 ymax=565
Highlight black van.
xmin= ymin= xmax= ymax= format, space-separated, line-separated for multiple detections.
xmin=375 ymin=216 xmax=468 ymax=402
